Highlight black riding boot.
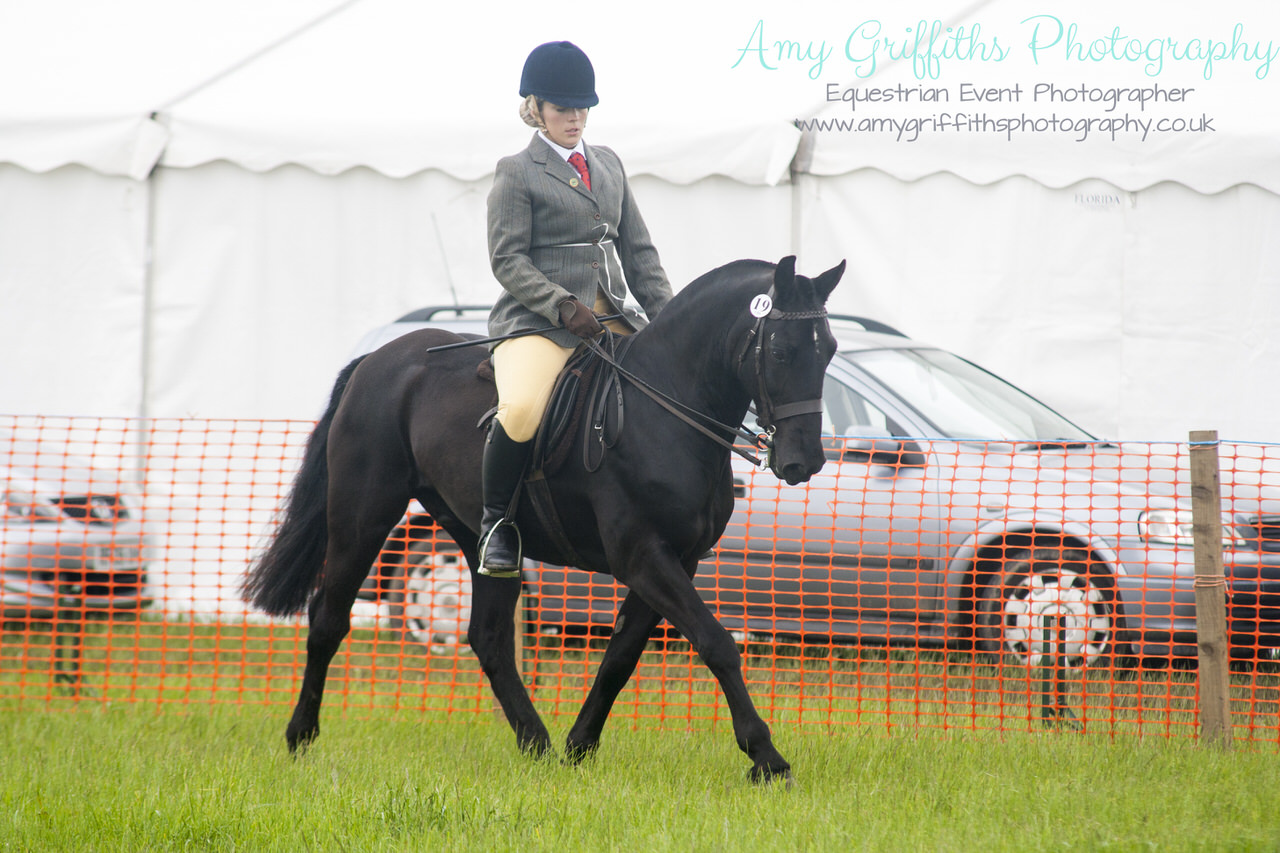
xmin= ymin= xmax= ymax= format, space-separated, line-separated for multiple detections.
xmin=478 ymin=420 xmax=532 ymax=578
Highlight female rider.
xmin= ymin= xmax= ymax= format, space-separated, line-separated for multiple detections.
xmin=480 ymin=40 xmax=673 ymax=576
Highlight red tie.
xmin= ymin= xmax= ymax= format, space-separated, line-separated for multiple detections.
xmin=568 ymin=151 xmax=591 ymax=190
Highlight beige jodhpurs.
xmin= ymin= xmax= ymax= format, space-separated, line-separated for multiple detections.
xmin=492 ymin=292 xmax=631 ymax=442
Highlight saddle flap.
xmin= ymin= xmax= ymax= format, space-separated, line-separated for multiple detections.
xmin=530 ymin=335 xmax=631 ymax=478
xmin=532 ymin=345 xmax=600 ymax=476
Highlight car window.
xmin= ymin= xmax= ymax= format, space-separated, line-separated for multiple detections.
xmin=822 ymin=378 xmax=904 ymax=437
xmin=848 ymin=348 xmax=1094 ymax=442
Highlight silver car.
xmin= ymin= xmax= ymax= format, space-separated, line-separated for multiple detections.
xmin=1 ymin=450 xmax=151 ymax=619
xmin=692 ymin=326 xmax=1280 ymax=665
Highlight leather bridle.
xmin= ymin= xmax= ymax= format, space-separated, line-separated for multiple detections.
xmin=585 ymin=288 xmax=829 ymax=471
xmin=736 ymin=287 xmax=829 ymax=434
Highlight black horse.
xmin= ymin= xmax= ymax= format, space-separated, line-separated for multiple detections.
xmin=244 ymin=255 xmax=843 ymax=782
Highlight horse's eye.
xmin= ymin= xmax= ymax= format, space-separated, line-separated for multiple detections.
xmin=766 ymin=332 xmax=791 ymax=364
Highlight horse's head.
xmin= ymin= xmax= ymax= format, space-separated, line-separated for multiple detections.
xmin=741 ymin=256 xmax=845 ymax=485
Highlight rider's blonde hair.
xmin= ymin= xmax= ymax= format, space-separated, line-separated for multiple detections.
xmin=519 ymin=95 xmax=545 ymax=130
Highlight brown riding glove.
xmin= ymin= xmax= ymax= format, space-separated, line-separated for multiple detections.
xmin=558 ymin=297 xmax=605 ymax=339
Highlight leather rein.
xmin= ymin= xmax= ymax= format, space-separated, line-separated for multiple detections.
xmin=583 ymin=289 xmax=829 ymax=469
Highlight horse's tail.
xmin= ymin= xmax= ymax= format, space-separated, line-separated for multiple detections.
xmin=242 ymin=355 xmax=368 ymax=616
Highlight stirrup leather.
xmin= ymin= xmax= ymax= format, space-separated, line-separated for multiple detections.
xmin=478 ymin=519 xmax=523 ymax=578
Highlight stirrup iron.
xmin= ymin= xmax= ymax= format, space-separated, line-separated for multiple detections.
xmin=478 ymin=519 xmax=523 ymax=578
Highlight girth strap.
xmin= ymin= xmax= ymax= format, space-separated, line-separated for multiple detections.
xmin=523 ymin=469 xmax=586 ymax=569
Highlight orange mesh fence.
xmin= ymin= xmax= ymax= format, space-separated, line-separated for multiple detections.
xmin=2 ymin=414 xmax=1279 ymax=742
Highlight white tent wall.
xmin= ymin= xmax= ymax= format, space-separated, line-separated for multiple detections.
xmin=1119 ymin=181 xmax=1280 ymax=440
xmin=147 ymin=162 xmax=495 ymax=420
xmin=623 ymin=176 xmax=797 ymax=304
xmin=144 ymin=163 xmax=795 ymax=419
xmin=3 ymin=1 xmax=1278 ymax=443
xmin=0 ymin=164 xmax=148 ymax=417
xmin=6 ymin=158 xmax=1278 ymax=442
xmin=793 ymin=169 xmax=1280 ymax=441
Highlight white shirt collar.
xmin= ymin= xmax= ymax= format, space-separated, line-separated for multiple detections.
xmin=538 ymin=131 xmax=585 ymax=162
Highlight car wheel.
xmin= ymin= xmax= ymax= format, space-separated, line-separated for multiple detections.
xmin=976 ymin=546 xmax=1114 ymax=669
xmin=386 ymin=541 xmax=472 ymax=652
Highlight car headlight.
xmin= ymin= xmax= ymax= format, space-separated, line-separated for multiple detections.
xmin=1139 ymin=508 xmax=1241 ymax=549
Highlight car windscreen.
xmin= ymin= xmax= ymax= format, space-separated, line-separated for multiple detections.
xmin=846 ymin=348 xmax=1095 ymax=442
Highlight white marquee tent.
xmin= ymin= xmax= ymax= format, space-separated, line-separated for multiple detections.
xmin=3 ymin=0 xmax=1279 ymax=442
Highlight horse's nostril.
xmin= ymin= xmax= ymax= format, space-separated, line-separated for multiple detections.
xmin=781 ymin=463 xmax=808 ymax=485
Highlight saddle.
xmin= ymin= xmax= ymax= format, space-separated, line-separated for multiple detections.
xmin=536 ymin=333 xmax=632 ymax=475
xmin=478 ymin=332 xmax=634 ymax=566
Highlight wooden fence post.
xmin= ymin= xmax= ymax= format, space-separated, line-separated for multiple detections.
xmin=1189 ymin=429 xmax=1233 ymax=749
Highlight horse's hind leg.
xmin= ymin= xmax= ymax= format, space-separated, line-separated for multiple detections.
xmin=622 ymin=548 xmax=791 ymax=784
xmin=565 ymin=591 xmax=663 ymax=763
xmin=285 ymin=493 xmax=407 ymax=753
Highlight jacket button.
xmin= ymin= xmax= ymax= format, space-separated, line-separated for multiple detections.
xmin=592 ymin=261 xmax=599 ymax=269
xmin=594 ymin=214 xmax=601 ymax=220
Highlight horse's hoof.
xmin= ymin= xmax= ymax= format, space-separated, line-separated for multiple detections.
xmin=517 ymin=733 xmax=554 ymax=759
xmin=286 ymin=725 xmax=318 ymax=756
xmin=749 ymin=764 xmax=794 ymax=789
xmin=564 ymin=739 xmax=599 ymax=766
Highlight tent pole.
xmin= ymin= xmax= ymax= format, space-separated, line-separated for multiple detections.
xmin=139 ymin=144 xmax=158 ymax=425
xmin=789 ymin=132 xmax=814 ymax=260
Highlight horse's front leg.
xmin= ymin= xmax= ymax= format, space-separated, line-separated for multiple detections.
xmin=622 ymin=548 xmax=792 ymax=785
xmin=466 ymin=568 xmax=553 ymax=757
xmin=565 ymin=590 xmax=664 ymax=763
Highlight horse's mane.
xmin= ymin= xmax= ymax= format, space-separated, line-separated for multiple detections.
xmin=644 ymin=257 xmax=824 ymax=336
xmin=641 ymin=259 xmax=772 ymax=335
xmin=668 ymin=259 xmax=775 ymax=305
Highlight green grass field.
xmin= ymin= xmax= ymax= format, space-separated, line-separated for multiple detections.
xmin=3 ymin=703 xmax=1278 ymax=851
xmin=3 ymin=618 xmax=1280 ymax=850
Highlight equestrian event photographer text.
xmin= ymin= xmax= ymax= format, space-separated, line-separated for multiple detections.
xmin=731 ymin=16 xmax=1279 ymax=80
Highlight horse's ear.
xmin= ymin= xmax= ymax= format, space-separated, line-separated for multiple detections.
xmin=811 ymin=260 xmax=845 ymax=302
xmin=773 ymin=255 xmax=797 ymax=291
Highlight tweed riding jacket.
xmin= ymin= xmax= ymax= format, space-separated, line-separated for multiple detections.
xmin=486 ymin=133 xmax=672 ymax=349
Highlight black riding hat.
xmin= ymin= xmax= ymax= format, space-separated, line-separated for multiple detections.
xmin=519 ymin=41 xmax=598 ymax=108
